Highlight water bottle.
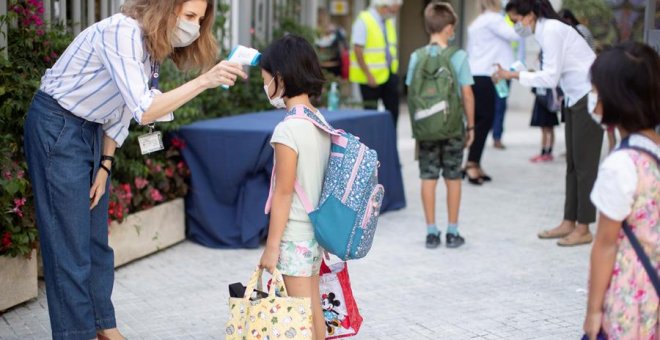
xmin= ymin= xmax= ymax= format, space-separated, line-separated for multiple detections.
xmin=494 ymin=60 xmax=526 ymax=99
xmin=495 ymin=79 xmax=509 ymax=98
xmin=328 ymin=82 xmax=340 ymax=111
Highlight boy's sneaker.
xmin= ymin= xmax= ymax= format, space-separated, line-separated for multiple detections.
xmin=446 ymin=233 xmax=465 ymax=248
xmin=426 ymin=233 xmax=441 ymax=249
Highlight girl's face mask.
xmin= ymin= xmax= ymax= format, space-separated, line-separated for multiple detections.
xmin=264 ymin=77 xmax=286 ymax=109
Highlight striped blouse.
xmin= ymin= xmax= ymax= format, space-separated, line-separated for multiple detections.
xmin=40 ymin=13 xmax=173 ymax=147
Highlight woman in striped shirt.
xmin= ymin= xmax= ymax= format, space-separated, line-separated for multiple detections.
xmin=23 ymin=1 xmax=246 ymax=339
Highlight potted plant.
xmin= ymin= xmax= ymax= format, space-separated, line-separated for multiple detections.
xmin=106 ymin=138 xmax=190 ymax=267
xmin=0 ymin=137 xmax=39 ymax=311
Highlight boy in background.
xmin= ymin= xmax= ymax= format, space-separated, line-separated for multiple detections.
xmin=406 ymin=2 xmax=475 ymax=249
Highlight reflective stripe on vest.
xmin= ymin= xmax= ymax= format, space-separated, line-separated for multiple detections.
xmin=349 ymin=11 xmax=399 ymax=85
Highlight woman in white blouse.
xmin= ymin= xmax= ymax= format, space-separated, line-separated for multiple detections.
xmin=23 ymin=1 xmax=246 ymax=339
xmin=494 ymin=0 xmax=603 ymax=247
xmin=465 ymin=0 xmax=519 ymax=184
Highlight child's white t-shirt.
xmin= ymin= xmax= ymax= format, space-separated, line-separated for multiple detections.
xmin=590 ymin=134 xmax=659 ymax=221
xmin=270 ymin=111 xmax=331 ymax=242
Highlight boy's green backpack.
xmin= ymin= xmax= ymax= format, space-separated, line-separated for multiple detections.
xmin=408 ymin=46 xmax=465 ymax=141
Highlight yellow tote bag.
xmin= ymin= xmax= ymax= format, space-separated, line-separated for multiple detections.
xmin=225 ymin=267 xmax=313 ymax=339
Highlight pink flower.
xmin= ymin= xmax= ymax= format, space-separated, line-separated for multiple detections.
xmin=36 ymin=29 xmax=45 ymax=36
xmin=120 ymin=183 xmax=133 ymax=201
xmin=150 ymin=188 xmax=163 ymax=202
xmin=10 ymin=206 xmax=24 ymax=218
xmin=2 ymin=170 xmax=11 ymax=180
xmin=14 ymin=198 xmax=26 ymax=208
xmin=134 ymin=177 xmax=148 ymax=189
xmin=165 ymin=167 xmax=174 ymax=178
xmin=634 ymin=209 xmax=648 ymax=221
xmin=634 ymin=289 xmax=646 ymax=301
xmin=16 ymin=170 xmax=24 ymax=179
xmin=171 ymin=137 xmax=186 ymax=150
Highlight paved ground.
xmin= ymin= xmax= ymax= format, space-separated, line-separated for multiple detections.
xmin=1 ymin=103 xmax=596 ymax=339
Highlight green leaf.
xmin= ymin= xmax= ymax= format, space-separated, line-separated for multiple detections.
xmin=5 ymin=181 xmax=19 ymax=195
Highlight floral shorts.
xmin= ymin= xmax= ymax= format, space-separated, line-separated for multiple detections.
xmin=277 ymin=239 xmax=322 ymax=277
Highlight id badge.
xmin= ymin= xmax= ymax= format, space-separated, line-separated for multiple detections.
xmin=138 ymin=131 xmax=164 ymax=155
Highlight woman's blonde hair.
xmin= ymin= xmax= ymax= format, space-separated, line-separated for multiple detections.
xmin=121 ymin=0 xmax=217 ymax=72
xmin=479 ymin=0 xmax=501 ymax=12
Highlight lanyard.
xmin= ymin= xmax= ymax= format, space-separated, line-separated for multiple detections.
xmin=146 ymin=61 xmax=160 ymax=131
xmin=150 ymin=61 xmax=160 ymax=90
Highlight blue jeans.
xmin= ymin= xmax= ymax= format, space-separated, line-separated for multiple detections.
xmin=492 ymin=81 xmax=510 ymax=141
xmin=23 ymin=91 xmax=116 ymax=340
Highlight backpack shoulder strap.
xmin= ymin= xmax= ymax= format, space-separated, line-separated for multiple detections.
xmin=622 ymin=221 xmax=660 ymax=298
xmin=618 ymin=136 xmax=660 ymax=164
xmin=440 ymin=46 xmax=459 ymax=59
xmin=285 ymin=105 xmax=342 ymax=137
xmin=264 ymin=166 xmax=314 ymax=215
xmin=411 ymin=47 xmax=432 ymax=96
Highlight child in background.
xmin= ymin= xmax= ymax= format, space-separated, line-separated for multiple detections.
xmin=406 ymin=2 xmax=475 ymax=249
xmin=583 ymin=42 xmax=659 ymax=340
xmin=529 ymin=52 xmax=562 ymax=163
xmin=259 ymin=35 xmax=330 ymax=340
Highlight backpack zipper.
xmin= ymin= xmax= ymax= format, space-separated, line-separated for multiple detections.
xmin=342 ymin=144 xmax=366 ymax=203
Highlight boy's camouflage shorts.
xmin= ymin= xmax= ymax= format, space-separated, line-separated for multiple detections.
xmin=418 ymin=137 xmax=465 ymax=180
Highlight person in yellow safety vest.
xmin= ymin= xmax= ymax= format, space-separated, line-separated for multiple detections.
xmin=350 ymin=0 xmax=402 ymax=128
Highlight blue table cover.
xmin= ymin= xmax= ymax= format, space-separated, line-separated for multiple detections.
xmin=176 ymin=109 xmax=406 ymax=249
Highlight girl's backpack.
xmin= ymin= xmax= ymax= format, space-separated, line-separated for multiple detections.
xmin=265 ymin=105 xmax=384 ymax=260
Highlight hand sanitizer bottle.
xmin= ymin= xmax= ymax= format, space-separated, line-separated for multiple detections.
xmin=328 ymin=82 xmax=340 ymax=111
xmin=494 ymin=60 xmax=526 ymax=98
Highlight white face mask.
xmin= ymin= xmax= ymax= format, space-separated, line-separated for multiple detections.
xmin=172 ymin=18 xmax=200 ymax=48
xmin=587 ymin=91 xmax=602 ymax=125
xmin=514 ymin=21 xmax=533 ymax=37
xmin=263 ymin=77 xmax=286 ymax=109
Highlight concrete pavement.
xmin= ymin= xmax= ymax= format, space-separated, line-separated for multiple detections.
xmin=0 ymin=103 xmax=594 ymax=339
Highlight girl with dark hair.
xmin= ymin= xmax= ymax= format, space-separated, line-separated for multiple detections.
xmin=494 ymin=0 xmax=603 ymax=247
xmin=583 ymin=41 xmax=659 ymax=340
xmin=258 ymin=35 xmax=329 ymax=340
xmin=22 ymin=1 xmax=246 ymax=339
